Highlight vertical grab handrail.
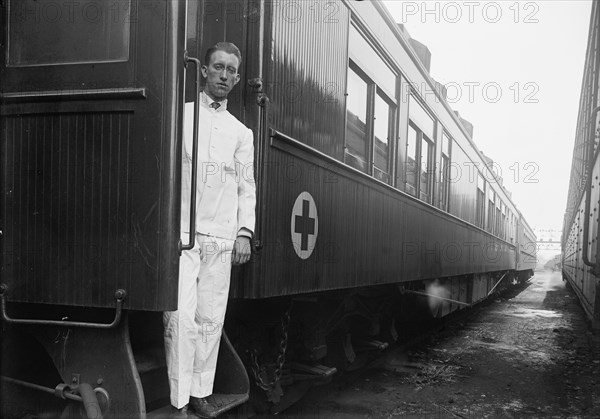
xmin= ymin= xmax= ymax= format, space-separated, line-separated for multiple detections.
xmin=181 ymin=52 xmax=201 ymax=252
xmin=254 ymin=92 xmax=269 ymax=253
xmin=248 ymin=0 xmax=267 ymax=253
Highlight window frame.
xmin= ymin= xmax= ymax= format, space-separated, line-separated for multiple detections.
xmin=495 ymin=197 xmax=502 ymax=237
xmin=345 ymin=63 xmax=373 ymax=173
xmin=405 ymin=120 xmax=435 ymax=203
xmin=439 ymin=131 xmax=453 ymax=211
xmin=6 ymin=0 xmax=131 ymax=67
xmin=344 ymin=62 xmax=398 ymax=185
xmin=476 ymin=174 xmax=486 ymax=228
xmin=405 ymin=123 xmax=419 ymax=196
xmin=488 ymin=190 xmax=496 ymax=233
xmin=419 ymin=134 xmax=434 ymax=203
xmin=372 ymin=87 xmax=396 ymax=184
xmin=1 ymin=0 xmax=137 ymax=93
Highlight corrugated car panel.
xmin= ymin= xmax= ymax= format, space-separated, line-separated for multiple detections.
xmin=267 ymin=1 xmax=349 ymax=159
xmin=3 ymin=112 xmax=134 ymax=307
xmin=1 ymin=1 xmax=185 ymax=311
xmin=1 ymin=108 xmax=181 ymax=311
xmin=563 ymin=191 xmax=598 ymax=322
xmin=231 ymin=134 xmax=516 ymax=298
xmin=562 ymin=2 xmax=600 ymax=327
xmin=448 ymin=142 xmax=477 ymax=225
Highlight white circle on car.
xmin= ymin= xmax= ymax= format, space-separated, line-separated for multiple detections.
xmin=290 ymin=192 xmax=318 ymax=260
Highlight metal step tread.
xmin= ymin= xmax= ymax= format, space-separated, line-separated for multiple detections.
xmin=147 ymin=393 xmax=249 ymax=418
xmin=135 ymin=346 xmax=166 ymax=375
xmin=204 ymin=393 xmax=250 ymax=414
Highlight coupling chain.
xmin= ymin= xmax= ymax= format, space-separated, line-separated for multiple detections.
xmin=249 ymin=300 xmax=293 ymax=392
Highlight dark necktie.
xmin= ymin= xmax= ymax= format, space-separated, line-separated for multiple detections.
xmin=209 ymin=102 xmax=221 ymax=110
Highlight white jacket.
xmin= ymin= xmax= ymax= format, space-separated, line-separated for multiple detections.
xmin=180 ymin=92 xmax=256 ymax=240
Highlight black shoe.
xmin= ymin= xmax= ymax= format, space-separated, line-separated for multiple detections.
xmin=189 ymin=396 xmax=219 ymax=418
xmin=167 ymin=405 xmax=189 ymax=419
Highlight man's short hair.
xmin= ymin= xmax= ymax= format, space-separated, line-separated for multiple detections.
xmin=205 ymin=42 xmax=242 ymax=69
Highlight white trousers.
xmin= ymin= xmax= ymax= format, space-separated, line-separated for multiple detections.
xmin=163 ymin=233 xmax=234 ymax=409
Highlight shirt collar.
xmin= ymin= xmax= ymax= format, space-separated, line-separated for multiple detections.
xmin=200 ymin=91 xmax=227 ymax=112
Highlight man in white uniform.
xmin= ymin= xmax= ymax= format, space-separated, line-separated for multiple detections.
xmin=164 ymin=42 xmax=255 ymax=418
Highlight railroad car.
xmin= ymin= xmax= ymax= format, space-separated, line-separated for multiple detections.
xmin=1 ymin=0 xmax=536 ymax=417
xmin=562 ymin=1 xmax=600 ymax=330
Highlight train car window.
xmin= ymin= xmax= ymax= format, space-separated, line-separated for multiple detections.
xmin=345 ymin=22 xmax=399 ymax=185
xmin=439 ymin=133 xmax=452 ymax=211
xmin=406 ymin=124 xmax=418 ymax=196
xmin=348 ymin=24 xmax=395 ymax=98
xmin=420 ymin=136 xmax=433 ymax=202
xmin=488 ymin=191 xmax=496 ymax=233
xmin=442 ymin=133 xmax=451 ymax=156
xmin=187 ymin=0 xmax=199 ymax=46
xmin=345 ymin=67 xmax=370 ymax=172
xmin=499 ymin=203 xmax=504 ymax=238
xmin=373 ymin=91 xmax=394 ymax=183
xmin=7 ymin=0 xmax=130 ymax=66
xmin=409 ymin=95 xmax=435 ymax=139
xmin=439 ymin=154 xmax=450 ymax=209
xmin=407 ymin=95 xmax=435 ymax=202
xmin=502 ymin=203 xmax=507 ymax=239
xmin=476 ymin=175 xmax=486 ymax=228
xmin=495 ymin=199 xmax=502 ymax=237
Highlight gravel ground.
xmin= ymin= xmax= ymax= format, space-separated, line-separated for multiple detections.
xmin=283 ymin=270 xmax=600 ymax=418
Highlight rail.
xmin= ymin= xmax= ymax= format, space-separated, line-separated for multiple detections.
xmin=0 ymin=87 xmax=146 ymax=103
xmin=180 ymin=51 xmax=201 ymax=252
xmin=0 ymin=286 xmax=126 ymax=329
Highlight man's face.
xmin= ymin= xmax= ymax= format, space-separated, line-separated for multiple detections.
xmin=202 ymin=50 xmax=241 ymax=101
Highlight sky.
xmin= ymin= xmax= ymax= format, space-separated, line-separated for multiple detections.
xmin=382 ymin=0 xmax=592 ymax=241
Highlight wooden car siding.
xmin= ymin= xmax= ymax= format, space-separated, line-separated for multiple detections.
xmin=231 ymin=133 xmax=517 ymax=298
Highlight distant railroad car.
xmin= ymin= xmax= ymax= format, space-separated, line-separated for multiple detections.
xmin=1 ymin=1 xmax=536 ymax=417
xmin=562 ymin=1 xmax=600 ymax=330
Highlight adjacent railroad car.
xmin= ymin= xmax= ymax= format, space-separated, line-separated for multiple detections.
xmin=562 ymin=1 xmax=600 ymax=330
xmin=1 ymin=0 xmax=537 ymax=417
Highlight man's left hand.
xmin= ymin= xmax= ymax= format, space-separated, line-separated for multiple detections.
xmin=232 ymin=236 xmax=252 ymax=265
